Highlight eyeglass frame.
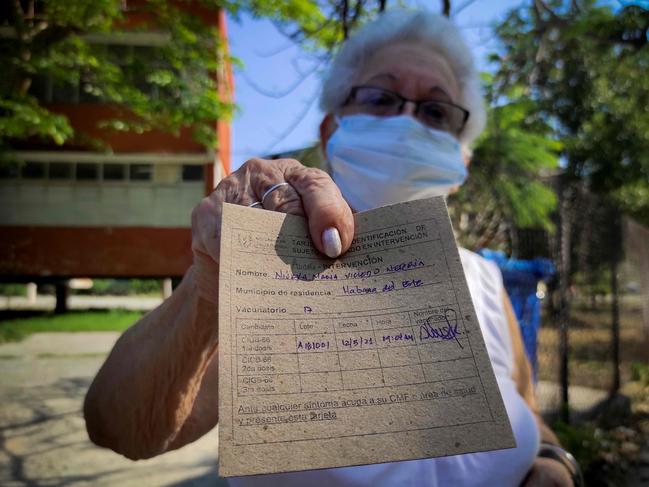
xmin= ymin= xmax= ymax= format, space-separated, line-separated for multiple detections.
xmin=342 ymin=85 xmax=470 ymax=134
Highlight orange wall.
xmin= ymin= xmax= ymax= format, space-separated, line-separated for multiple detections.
xmin=119 ymin=0 xmax=220 ymax=29
xmin=0 ymin=226 xmax=192 ymax=279
xmin=217 ymin=8 xmax=233 ymax=175
xmin=47 ymin=104 xmax=206 ymax=153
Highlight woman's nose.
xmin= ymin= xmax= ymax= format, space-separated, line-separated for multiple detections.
xmin=400 ymin=100 xmax=417 ymax=117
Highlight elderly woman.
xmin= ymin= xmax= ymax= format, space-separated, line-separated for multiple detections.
xmin=84 ymin=10 xmax=579 ymax=487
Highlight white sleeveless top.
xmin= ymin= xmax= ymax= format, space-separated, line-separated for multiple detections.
xmin=227 ymin=249 xmax=540 ymax=487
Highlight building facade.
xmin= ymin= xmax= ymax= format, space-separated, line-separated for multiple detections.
xmin=0 ymin=2 xmax=232 ymax=281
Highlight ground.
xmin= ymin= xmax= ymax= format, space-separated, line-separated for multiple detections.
xmin=0 ymin=332 xmax=227 ymax=487
xmin=0 ymin=330 xmax=629 ymax=486
xmin=1 ymin=298 xmax=647 ymax=485
xmin=535 ymin=301 xmax=649 ymax=486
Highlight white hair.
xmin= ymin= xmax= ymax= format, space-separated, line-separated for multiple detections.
xmin=320 ymin=9 xmax=486 ymax=148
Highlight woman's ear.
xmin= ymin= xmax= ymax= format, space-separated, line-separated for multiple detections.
xmin=319 ymin=114 xmax=338 ymax=158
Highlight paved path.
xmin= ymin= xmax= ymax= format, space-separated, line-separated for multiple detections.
xmin=0 ymin=295 xmax=163 ymax=312
xmin=0 ymin=332 xmax=614 ymax=486
xmin=0 ymin=332 xmax=227 ymax=487
xmin=536 ymin=380 xmax=608 ymax=416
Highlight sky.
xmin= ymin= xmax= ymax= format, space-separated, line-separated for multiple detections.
xmin=226 ymin=0 xmax=525 ymax=170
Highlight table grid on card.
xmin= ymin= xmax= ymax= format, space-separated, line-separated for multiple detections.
xmin=234 ymin=305 xmax=477 ymax=396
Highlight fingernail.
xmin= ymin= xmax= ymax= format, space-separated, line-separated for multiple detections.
xmin=322 ymin=227 xmax=342 ymax=258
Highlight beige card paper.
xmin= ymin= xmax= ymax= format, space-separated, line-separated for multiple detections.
xmin=218 ymin=196 xmax=515 ymax=477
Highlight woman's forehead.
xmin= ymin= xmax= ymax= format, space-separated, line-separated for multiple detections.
xmin=356 ymin=42 xmax=460 ymax=102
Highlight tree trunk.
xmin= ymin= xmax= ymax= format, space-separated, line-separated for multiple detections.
xmin=55 ymin=282 xmax=68 ymax=314
xmin=441 ymin=0 xmax=451 ymax=17
xmin=557 ymin=182 xmax=573 ymax=423
xmin=341 ymin=0 xmax=350 ymax=39
xmin=625 ymin=218 xmax=649 ymax=363
xmin=609 ymin=206 xmax=622 ymax=395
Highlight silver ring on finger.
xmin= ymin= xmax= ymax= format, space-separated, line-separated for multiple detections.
xmin=261 ymin=182 xmax=290 ymax=205
xmin=248 ymin=201 xmax=263 ymax=208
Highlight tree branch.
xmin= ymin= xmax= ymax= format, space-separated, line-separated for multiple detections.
xmin=13 ymin=0 xmax=24 ymax=19
xmin=26 ymin=0 xmax=35 ymax=19
xmin=254 ymin=39 xmax=299 ymax=58
xmin=570 ymin=0 xmax=581 ymax=14
xmin=442 ymin=0 xmax=451 ymax=17
xmin=273 ymin=15 xmax=337 ymax=50
xmin=534 ymin=0 xmax=562 ymax=23
xmin=241 ymin=58 xmax=323 ymax=98
xmin=263 ymin=86 xmax=320 ymax=153
xmin=453 ymin=0 xmax=477 ymax=17
xmin=350 ymin=0 xmax=364 ymax=30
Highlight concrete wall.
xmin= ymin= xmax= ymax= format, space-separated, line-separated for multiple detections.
xmin=0 ymin=178 xmax=201 ymax=228
xmin=0 ymin=153 xmax=212 ymax=278
xmin=0 ymin=154 xmax=209 ymax=227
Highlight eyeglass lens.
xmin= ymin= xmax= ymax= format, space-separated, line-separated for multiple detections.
xmin=350 ymin=86 xmax=467 ymax=134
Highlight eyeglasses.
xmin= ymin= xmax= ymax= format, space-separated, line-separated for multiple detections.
xmin=343 ymin=85 xmax=470 ymax=134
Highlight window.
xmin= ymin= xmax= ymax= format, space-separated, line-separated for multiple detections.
xmin=107 ymin=45 xmax=169 ymax=100
xmin=24 ymin=36 xmax=174 ymax=105
xmin=182 ymin=165 xmax=204 ymax=182
xmin=79 ymin=71 xmax=102 ymax=103
xmin=129 ymin=164 xmax=152 ymax=181
xmin=0 ymin=164 xmax=19 ymax=179
xmin=51 ymin=78 xmax=79 ymax=104
xmin=29 ymin=72 xmax=101 ymax=105
xmin=103 ymin=163 xmax=126 ymax=181
xmin=22 ymin=162 xmax=46 ymax=179
xmin=76 ymin=163 xmax=99 ymax=180
xmin=49 ymin=162 xmax=73 ymax=180
xmin=29 ymin=75 xmax=52 ymax=103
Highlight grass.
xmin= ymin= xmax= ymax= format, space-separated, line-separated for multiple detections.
xmin=0 ymin=310 xmax=144 ymax=343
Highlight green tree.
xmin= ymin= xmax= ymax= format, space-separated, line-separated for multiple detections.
xmin=492 ymin=1 xmax=649 ymax=407
xmin=493 ymin=0 xmax=649 ymax=223
xmin=449 ymin=80 xmax=561 ymax=251
xmin=0 ymin=0 xmax=242 ymax=151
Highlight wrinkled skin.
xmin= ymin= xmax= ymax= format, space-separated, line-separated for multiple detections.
xmin=191 ymin=157 xmax=354 ymax=303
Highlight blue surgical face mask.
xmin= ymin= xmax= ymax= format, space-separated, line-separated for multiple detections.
xmin=326 ymin=114 xmax=467 ymax=211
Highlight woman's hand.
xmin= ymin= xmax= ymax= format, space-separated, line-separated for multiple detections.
xmin=190 ymin=157 xmax=355 ymax=303
xmin=85 ymin=158 xmax=354 ymax=458
xmin=522 ymin=457 xmax=574 ymax=487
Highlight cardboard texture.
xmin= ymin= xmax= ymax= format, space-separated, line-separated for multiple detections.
xmin=218 ymin=197 xmax=515 ymax=477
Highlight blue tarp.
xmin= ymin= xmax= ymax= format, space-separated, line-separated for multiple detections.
xmin=478 ymin=249 xmax=556 ymax=381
